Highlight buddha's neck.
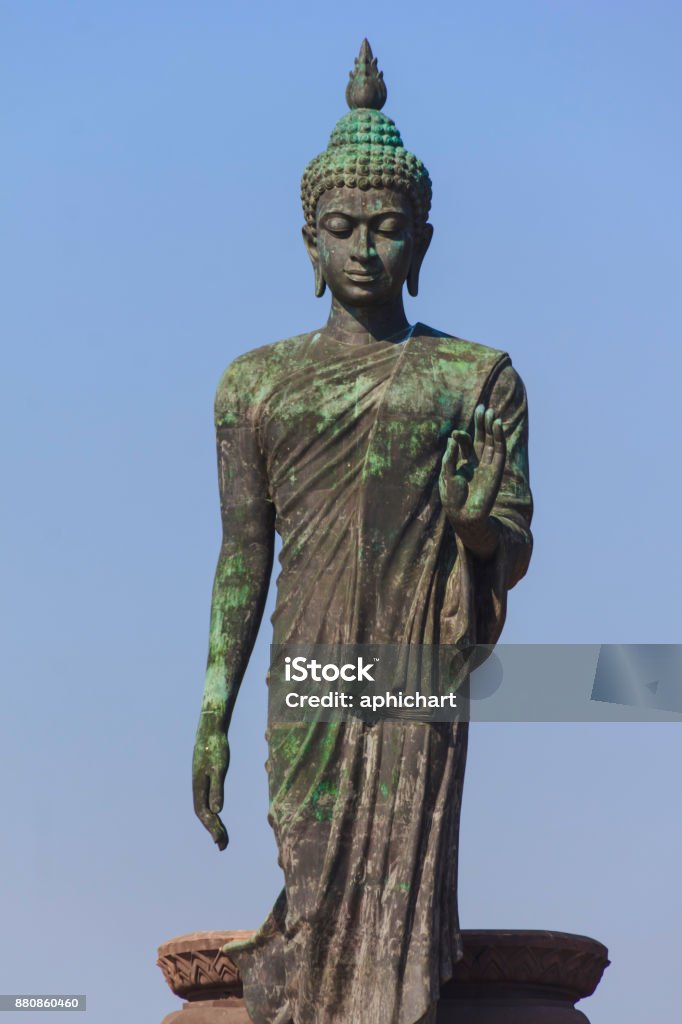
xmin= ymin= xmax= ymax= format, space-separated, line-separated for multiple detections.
xmin=325 ymin=296 xmax=412 ymax=344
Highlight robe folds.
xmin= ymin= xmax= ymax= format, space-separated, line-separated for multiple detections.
xmin=215 ymin=324 xmax=533 ymax=1024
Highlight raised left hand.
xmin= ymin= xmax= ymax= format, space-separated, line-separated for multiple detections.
xmin=439 ymin=404 xmax=506 ymax=530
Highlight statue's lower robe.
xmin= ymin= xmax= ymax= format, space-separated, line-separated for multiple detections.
xmin=218 ymin=326 xmax=533 ymax=1024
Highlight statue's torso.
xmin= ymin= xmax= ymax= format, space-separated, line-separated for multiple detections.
xmin=217 ymin=324 xmax=509 ymax=646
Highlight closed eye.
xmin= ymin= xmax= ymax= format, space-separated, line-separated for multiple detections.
xmin=322 ymin=215 xmax=354 ymax=237
xmin=373 ymin=216 xmax=406 ymax=237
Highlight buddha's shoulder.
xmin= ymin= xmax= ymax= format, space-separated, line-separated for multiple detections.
xmin=214 ymin=332 xmax=315 ymax=423
xmin=219 ymin=331 xmax=313 ymax=378
xmin=415 ymin=322 xmax=509 ymax=366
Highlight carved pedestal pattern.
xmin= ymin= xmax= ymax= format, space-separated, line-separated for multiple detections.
xmin=157 ymin=932 xmax=252 ymax=1023
xmin=158 ymin=928 xmax=609 ymax=1023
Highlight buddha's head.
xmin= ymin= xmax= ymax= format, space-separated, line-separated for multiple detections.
xmin=301 ymin=41 xmax=434 ymax=306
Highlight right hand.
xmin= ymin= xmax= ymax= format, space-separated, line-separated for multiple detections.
xmin=192 ymin=713 xmax=229 ymax=851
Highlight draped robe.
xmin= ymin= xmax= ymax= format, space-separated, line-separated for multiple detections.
xmin=214 ymin=324 xmax=533 ymax=1024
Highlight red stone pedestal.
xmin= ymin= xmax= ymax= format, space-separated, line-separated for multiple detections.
xmin=438 ymin=930 xmax=609 ymax=1022
xmin=157 ymin=932 xmax=252 ymax=1024
xmin=158 ymin=928 xmax=609 ymax=1023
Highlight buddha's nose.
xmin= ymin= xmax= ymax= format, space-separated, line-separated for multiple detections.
xmin=352 ymin=224 xmax=377 ymax=262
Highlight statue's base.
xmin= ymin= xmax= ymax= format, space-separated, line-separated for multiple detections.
xmin=161 ymin=998 xmax=249 ymax=1024
xmin=158 ymin=929 xmax=609 ymax=1024
xmin=438 ymin=995 xmax=589 ymax=1022
xmin=436 ymin=929 xmax=609 ymax=1022
xmin=158 ymin=932 xmax=252 ymax=1024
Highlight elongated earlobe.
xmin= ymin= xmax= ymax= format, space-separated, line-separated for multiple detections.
xmin=302 ymin=224 xmax=326 ymax=298
xmin=407 ymin=224 xmax=433 ymax=298
xmin=407 ymin=263 xmax=421 ymax=297
xmin=314 ymin=264 xmax=327 ymax=298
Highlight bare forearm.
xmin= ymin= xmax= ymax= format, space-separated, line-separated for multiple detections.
xmin=200 ymin=533 xmax=274 ymax=732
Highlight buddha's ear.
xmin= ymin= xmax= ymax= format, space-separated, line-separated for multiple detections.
xmin=407 ymin=223 xmax=434 ymax=298
xmin=302 ymin=225 xmax=326 ymax=298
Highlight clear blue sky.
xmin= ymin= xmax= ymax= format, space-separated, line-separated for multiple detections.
xmin=1 ymin=2 xmax=681 ymax=1022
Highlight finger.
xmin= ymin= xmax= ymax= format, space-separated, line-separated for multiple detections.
xmin=197 ymin=806 xmax=229 ymax=850
xmin=441 ymin=435 xmax=459 ymax=474
xmin=450 ymin=428 xmax=475 ymax=465
xmin=492 ymin=418 xmax=507 ymax=474
xmin=473 ymin=405 xmax=486 ymax=460
xmin=492 ymin=418 xmax=506 ymax=456
xmin=193 ymin=770 xmax=211 ymax=816
xmin=481 ymin=408 xmax=496 ymax=465
xmin=212 ymin=818 xmax=229 ymax=851
xmin=209 ymin=772 xmax=224 ymax=815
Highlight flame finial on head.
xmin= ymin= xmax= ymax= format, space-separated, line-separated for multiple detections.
xmin=345 ymin=39 xmax=387 ymax=111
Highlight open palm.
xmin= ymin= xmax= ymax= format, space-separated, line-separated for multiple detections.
xmin=439 ymin=405 xmax=506 ymax=528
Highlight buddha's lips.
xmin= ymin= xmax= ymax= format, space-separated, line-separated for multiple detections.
xmin=344 ymin=269 xmax=380 ymax=283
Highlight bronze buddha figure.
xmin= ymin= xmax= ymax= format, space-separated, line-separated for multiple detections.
xmin=192 ymin=41 xmax=533 ymax=1024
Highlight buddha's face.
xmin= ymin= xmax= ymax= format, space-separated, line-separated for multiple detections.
xmin=303 ymin=187 xmax=429 ymax=306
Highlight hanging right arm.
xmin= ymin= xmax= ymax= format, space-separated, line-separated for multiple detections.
xmin=192 ymin=410 xmax=275 ymax=851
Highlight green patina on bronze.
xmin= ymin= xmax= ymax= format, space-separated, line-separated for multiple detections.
xmin=192 ymin=40 xmax=533 ymax=1024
